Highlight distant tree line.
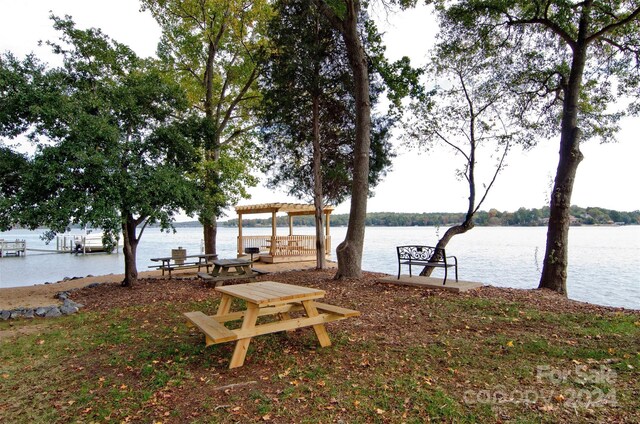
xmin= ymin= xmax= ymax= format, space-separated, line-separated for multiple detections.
xmin=216 ymin=206 xmax=640 ymax=228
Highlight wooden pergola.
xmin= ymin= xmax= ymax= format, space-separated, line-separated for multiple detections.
xmin=235 ymin=203 xmax=335 ymax=263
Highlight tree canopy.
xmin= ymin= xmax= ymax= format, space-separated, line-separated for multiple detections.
xmin=141 ymin=0 xmax=271 ymax=255
xmin=259 ymin=0 xmax=393 ymax=205
xmin=0 ymin=16 xmax=202 ymax=286
xmin=429 ymin=0 xmax=640 ymax=294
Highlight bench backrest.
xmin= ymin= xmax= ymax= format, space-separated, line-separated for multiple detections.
xmin=397 ymin=245 xmax=445 ymax=261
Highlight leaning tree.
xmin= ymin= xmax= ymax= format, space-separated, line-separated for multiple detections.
xmin=405 ymin=36 xmax=534 ymax=275
xmin=432 ymin=0 xmax=640 ymax=295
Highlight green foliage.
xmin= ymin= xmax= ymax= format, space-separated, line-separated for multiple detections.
xmin=0 ymin=16 xmax=202 ymax=281
xmin=141 ymin=0 xmax=270 ymax=222
xmin=0 ymin=148 xmax=28 ymax=229
xmin=258 ymin=0 xmax=409 ymax=204
xmin=434 ymin=0 xmax=640 ymax=144
xmin=219 ymin=206 xmax=640 ymax=227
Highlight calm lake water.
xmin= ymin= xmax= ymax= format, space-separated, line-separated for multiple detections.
xmin=1 ymin=226 xmax=638 ymax=310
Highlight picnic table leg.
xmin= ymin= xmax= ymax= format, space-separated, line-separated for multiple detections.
xmin=301 ymin=300 xmax=331 ymax=348
xmin=277 ymin=311 xmax=295 ymax=333
xmin=238 ymin=265 xmax=251 ymax=275
xmin=216 ymin=294 xmax=233 ymax=316
xmin=229 ymin=303 xmax=259 ymax=368
xmin=211 ymin=264 xmax=221 ymax=277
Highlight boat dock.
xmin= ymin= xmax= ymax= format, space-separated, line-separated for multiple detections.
xmin=55 ymin=234 xmax=115 ymax=254
xmin=0 ymin=239 xmax=27 ymax=257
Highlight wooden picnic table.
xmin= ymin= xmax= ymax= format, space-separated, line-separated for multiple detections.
xmin=197 ymin=258 xmax=259 ymax=286
xmin=184 ymin=281 xmax=360 ymax=368
xmin=210 ymin=259 xmax=253 ymax=277
xmin=149 ymin=253 xmax=218 ymax=277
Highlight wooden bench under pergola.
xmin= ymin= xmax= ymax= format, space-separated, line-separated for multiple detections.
xmin=235 ymin=203 xmax=334 ymax=264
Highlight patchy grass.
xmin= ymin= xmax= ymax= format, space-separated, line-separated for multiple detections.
xmin=0 ymin=270 xmax=638 ymax=423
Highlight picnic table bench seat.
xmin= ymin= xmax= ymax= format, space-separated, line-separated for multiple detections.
xmin=397 ymin=245 xmax=458 ymax=285
xmin=184 ymin=311 xmax=237 ymax=345
xmin=313 ymin=301 xmax=361 ymax=318
xmin=148 ymin=261 xmax=200 ymax=271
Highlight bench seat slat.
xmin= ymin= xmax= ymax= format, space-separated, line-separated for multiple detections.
xmin=399 ymin=260 xmax=452 ymax=267
xmin=184 ymin=311 xmax=237 ymax=345
xmin=313 ymin=302 xmax=361 ymax=318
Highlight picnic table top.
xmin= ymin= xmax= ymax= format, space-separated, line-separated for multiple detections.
xmin=150 ymin=253 xmax=218 ymax=262
xmin=212 ymin=258 xmax=252 ymax=266
xmin=215 ymin=281 xmax=325 ymax=306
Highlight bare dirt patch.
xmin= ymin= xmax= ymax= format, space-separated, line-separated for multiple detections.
xmin=0 ymin=322 xmax=53 ymax=341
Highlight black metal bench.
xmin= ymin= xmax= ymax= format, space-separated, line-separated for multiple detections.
xmin=396 ymin=245 xmax=458 ymax=285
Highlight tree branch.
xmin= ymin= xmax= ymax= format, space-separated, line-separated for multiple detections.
xmin=473 ymin=138 xmax=509 ymax=215
xmin=509 ymin=16 xmax=577 ymax=49
xmin=433 ymin=130 xmax=471 ymax=163
xmin=311 ymin=0 xmax=346 ymax=32
xmin=587 ymin=6 xmax=640 ymax=43
xmin=218 ymin=64 xmax=259 ymax=135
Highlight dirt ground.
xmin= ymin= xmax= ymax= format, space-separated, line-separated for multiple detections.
xmin=2 ymin=268 xmax=638 ymax=423
xmin=67 ymin=269 xmax=635 ymax=318
xmin=0 ymin=261 xmax=334 ymax=310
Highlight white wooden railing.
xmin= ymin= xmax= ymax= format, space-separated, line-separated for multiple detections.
xmin=238 ymin=235 xmax=331 ymax=257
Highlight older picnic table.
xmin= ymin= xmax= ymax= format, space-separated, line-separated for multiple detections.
xmin=184 ymin=281 xmax=360 ymax=368
xmin=210 ymin=259 xmax=253 ymax=277
xmin=149 ymin=253 xmax=218 ymax=277
xmin=197 ymin=258 xmax=259 ymax=286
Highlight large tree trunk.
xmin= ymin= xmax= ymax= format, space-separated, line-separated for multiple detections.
xmin=332 ymin=1 xmax=372 ymax=279
xmin=538 ymin=30 xmax=588 ymax=295
xmin=203 ymin=220 xmax=217 ymax=256
xmin=121 ymin=215 xmax=139 ymax=287
xmin=312 ymin=93 xmax=327 ymax=269
xmin=538 ymin=127 xmax=584 ymax=294
xmin=202 ymin=39 xmax=219 ymax=257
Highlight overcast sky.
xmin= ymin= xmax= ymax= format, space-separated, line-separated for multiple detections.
xmin=1 ymin=0 xmax=638 ymax=217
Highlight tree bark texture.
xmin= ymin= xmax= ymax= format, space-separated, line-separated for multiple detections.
xmin=202 ymin=146 xmax=221 ymax=256
xmin=203 ymin=221 xmax=218 ymax=257
xmin=420 ymin=220 xmax=474 ymax=276
xmin=320 ymin=1 xmax=371 ymax=279
xmin=538 ymin=27 xmax=588 ymax=295
xmin=121 ymin=215 xmax=139 ymax=287
xmin=312 ymin=93 xmax=327 ymax=269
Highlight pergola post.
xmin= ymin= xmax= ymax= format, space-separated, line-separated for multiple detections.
xmin=237 ymin=213 xmax=243 ymax=256
xmin=288 ymin=215 xmax=293 ymax=236
xmin=270 ymin=210 xmax=277 ymax=256
xmin=325 ymin=211 xmax=331 ymax=254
